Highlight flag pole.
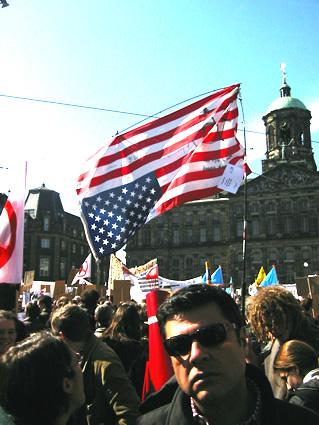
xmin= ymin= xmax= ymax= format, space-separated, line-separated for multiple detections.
xmin=239 ymin=94 xmax=248 ymax=318
xmin=96 ymin=259 xmax=101 ymax=286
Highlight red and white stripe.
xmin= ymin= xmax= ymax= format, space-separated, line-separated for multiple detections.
xmin=76 ymin=84 xmax=243 ymax=218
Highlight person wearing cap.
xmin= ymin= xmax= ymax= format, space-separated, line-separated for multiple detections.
xmin=137 ymin=284 xmax=319 ymax=425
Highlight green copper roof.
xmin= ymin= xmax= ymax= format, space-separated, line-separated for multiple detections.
xmin=266 ymin=96 xmax=307 ymax=114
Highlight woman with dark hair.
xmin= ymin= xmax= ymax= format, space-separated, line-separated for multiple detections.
xmin=0 ymin=331 xmax=85 ymax=425
xmin=274 ymin=339 xmax=319 ymax=415
xmin=103 ymin=302 xmax=147 ymax=396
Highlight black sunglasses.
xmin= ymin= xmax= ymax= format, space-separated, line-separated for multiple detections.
xmin=164 ymin=323 xmax=237 ymax=357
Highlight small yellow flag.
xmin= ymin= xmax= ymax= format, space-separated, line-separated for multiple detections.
xmin=254 ymin=266 xmax=266 ymax=286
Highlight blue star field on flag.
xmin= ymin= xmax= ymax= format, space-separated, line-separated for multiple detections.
xmin=81 ymin=172 xmax=162 ymax=259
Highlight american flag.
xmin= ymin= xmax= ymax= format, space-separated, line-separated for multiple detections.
xmin=77 ymin=84 xmax=244 ymax=259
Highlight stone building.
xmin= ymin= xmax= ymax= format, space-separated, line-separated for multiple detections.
xmin=126 ymin=72 xmax=319 ymax=287
xmin=24 ymin=184 xmax=98 ymax=282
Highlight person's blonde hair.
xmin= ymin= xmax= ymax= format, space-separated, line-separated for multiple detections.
xmin=248 ymin=286 xmax=303 ymax=343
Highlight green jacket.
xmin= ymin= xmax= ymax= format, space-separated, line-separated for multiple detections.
xmin=78 ymin=334 xmax=141 ymax=425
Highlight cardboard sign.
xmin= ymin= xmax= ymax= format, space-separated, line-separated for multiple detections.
xmin=296 ymin=276 xmax=319 ymax=318
xmin=112 ymin=280 xmax=131 ymax=305
xmin=53 ymin=280 xmax=66 ymax=299
xmin=23 ymin=270 xmax=35 ymax=290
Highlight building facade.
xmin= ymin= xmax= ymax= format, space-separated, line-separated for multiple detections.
xmin=126 ymin=73 xmax=319 ymax=287
xmin=23 ymin=184 xmax=108 ymax=283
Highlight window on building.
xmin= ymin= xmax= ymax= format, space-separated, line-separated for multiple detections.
xmin=172 ymin=230 xmax=180 ymax=245
xmin=213 ymin=225 xmax=221 ymax=241
xmin=40 ymin=238 xmax=50 ymax=249
xmin=185 ymin=213 xmax=193 ymax=225
xmin=199 ymin=228 xmax=207 ymax=243
xmin=269 ymin=249 xmax=278 ymax=264
xmin=282 ymin=200 xmax=292 ymax=213
xmin=266 ymin=201 xmax=276 ymax=214
xmin=39 ymin=257 xmax=50 ymax=277
xmin=143 ymin=228 xmax=151 ymax=246
xmin=72 ymin=228 xmax=77 ymax=237
xmin=158 ymin=231 xmax=165 ymax=246
xmin=267 ymin=218 xmax=276 ymax=235
xmin=61 ymin=240 xmax=66 ymax=251
xmin=301 ymin=248 xmax=311 ymax=262
xmin=236 ymin=220 xmax=243 ymax=238
xmin=186 ymin=229 xmax=193 ymax=242
xmin=172 ymin=213 xmax=180 ymax=225
xmin=300 ymin=216 xmax=309 ymax=233
xmin=43 ymin=217 xmax=50 ymax=232
xmin=72 ymin=243 xmax=76 ymax=254
xmin=185 ymin=256 xmax=193 ymax=268
xmin=251 ymin=250 xmax=262 ymax=263
xmin=60 ymin=258 xmax=66 ymax=278
xmin=235 ymin=205 xmax=243 ymax=215
xmin=300 ymin=199 xmax=309 ymax=212
xmin=80 ymin=246 xmax=84 ymax=256
xmin=284 ymin=248 xmax=295 ymax=262
xmin=212 ymin=257 xmax=222 ymax=268
xmin=172 ymin=257 xmax=180 ymax=268
xmin=199 ymin=257 xmax=206 ymax=268
xmin=199 ymin=213 xmax=206 ymax=224
xmin=158 ymin=257 xmax=164 ymax=268
xmin=251 ymin=219 xmax=260 ymax=237
xmin=249 ymin=202 xmax=259 ymax=214
xmin=283 ymin=217 xmax=293 ymax=234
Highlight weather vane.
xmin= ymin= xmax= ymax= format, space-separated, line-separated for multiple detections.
xmin=0 ymin=0 xmax=9 ymax=7
xmin=280 ymin=62 xmax=287 ymax=84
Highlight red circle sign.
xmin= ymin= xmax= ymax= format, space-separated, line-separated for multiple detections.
xmin=0 ymin=200 xmax=17 ymax=268
xmin=78 ymin=260 xmax=88 ymax=277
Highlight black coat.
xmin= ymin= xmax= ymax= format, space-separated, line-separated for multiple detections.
xmin=287 ymin=376 xmax=319 ymax=416
xmin=137 ymin=364 xmax=319 ymax=425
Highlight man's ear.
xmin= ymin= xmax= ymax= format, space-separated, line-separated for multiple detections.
xmin=62 ymin=376 xmax=73 ymax=395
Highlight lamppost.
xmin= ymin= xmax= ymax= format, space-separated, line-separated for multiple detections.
xmin=303 ymin=261 xmax=312 ymax=301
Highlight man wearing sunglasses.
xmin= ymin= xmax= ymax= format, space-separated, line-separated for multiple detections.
xmin=137 ymin=284 xmax=319 ymax=425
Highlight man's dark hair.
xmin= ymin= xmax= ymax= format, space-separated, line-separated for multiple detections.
xmin=95 ymin=303 xmax=113 ymax=328
xmin=0 ymin=331 xmax=75 ymax=425
xmin=157 ymin=284 xmax=244 ymax=339
xmin=25 ymin=302 xmax=41 ymax=320
xmin=81 ymin=289 xmax=100 ymax=312
xmin=38 ymin=295 xmax=53 ymax=311
xmin=51 ymin=304 xmax=91 ymax=342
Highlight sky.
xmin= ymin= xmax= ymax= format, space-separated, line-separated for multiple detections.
xmin=1 ymin=0 xmax=319 ymax=216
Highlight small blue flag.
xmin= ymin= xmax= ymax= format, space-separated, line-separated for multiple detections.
xmin=211 ymin=266 xmax=224 ymax=284
xmin=259 ymin=266 xmax=279 ymax=287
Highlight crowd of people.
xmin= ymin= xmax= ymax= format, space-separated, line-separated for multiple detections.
xmin=0 ymin=284 xmax=319 ymax=424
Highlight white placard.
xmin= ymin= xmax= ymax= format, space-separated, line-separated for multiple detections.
xmin=217 ymin=164 xmax=243 ymax=194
